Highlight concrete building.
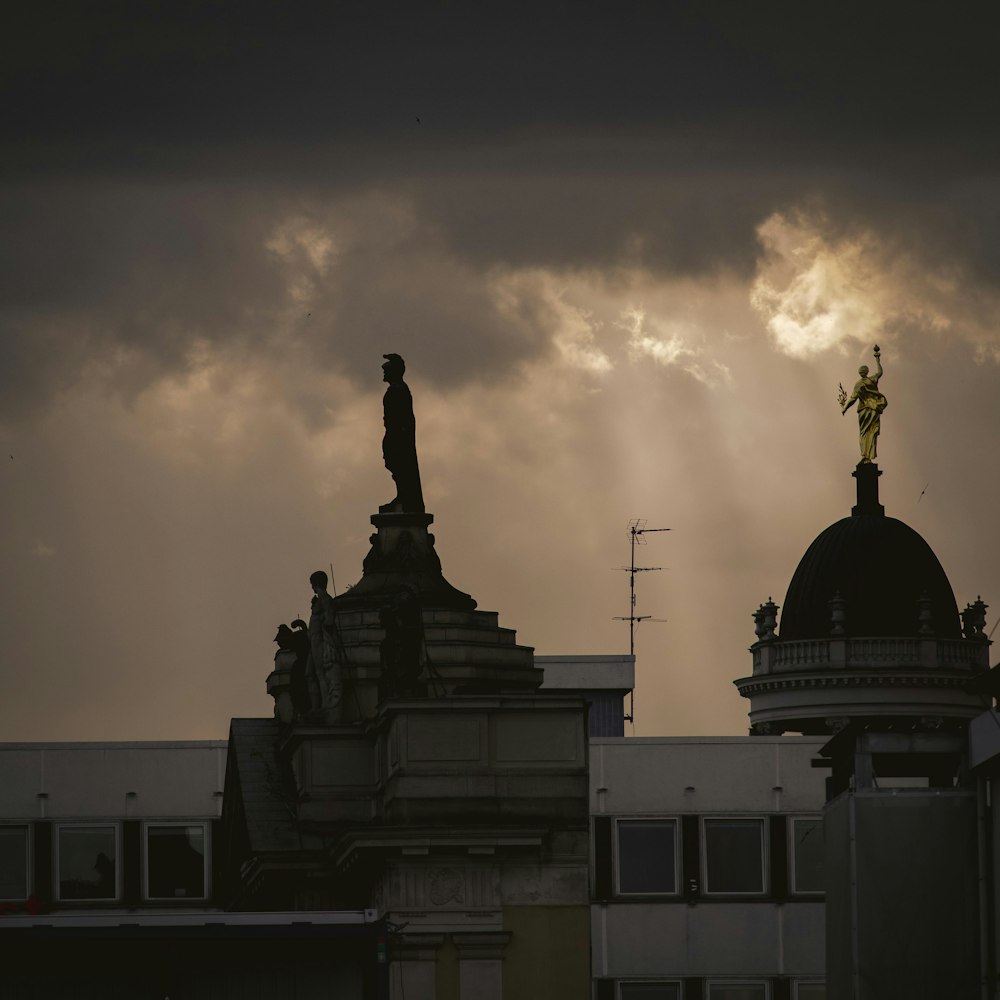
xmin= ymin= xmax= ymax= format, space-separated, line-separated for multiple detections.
xmin=589 ymin=736 xmax=826 ymax=1000
xmin=0 ymin=741 xmax=384 ymax=997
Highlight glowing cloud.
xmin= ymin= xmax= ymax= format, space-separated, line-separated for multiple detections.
xmin=747 ymin=208 xmax=1000 ymax=366
xmin=619 ymin=306 xmax=731 ymax=387
xmin=751 ymin=212 xmax=891 ymax=357
xmin=491 ymin=269 xmax=613 ymax=375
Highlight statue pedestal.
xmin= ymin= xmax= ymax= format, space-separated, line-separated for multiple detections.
xmin=852 ymin=462 xmax=884 ymax=516
xmin=334 ymin=510 xmax=476 ymax=613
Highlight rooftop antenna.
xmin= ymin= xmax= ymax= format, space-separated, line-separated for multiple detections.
xmin=613 ymin=519 xmax=670 ymax=725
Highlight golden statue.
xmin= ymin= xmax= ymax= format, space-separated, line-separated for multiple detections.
xmin=839 ymin=345 xmax=887 ymax=463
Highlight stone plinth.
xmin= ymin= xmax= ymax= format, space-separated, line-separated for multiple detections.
xmin=334 ymin=512 xmax=475 ymax=612
xmin=278 ymin=724 xmax=376 ymax=824
xmin=373 ymin=696 xmax=588 ymax=826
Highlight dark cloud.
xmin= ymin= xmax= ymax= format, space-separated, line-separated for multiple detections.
xmin=3 ymin=1 xmax=1000 ymax=423
xmin=3 ymin=151 xmax=1000 ymax=425
xmin=4 ymin=2 xmax=997 ymax=167
xmin=0 ymin=178 xmax=568 ymax=422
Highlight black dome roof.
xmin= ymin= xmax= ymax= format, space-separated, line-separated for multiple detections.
xmin=779 ymin=466 xmax=960 ymax=641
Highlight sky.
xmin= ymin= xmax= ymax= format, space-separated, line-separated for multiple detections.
xmin=2 ymin=1 xmax=999 ymax=740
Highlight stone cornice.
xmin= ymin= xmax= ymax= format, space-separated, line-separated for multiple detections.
xmin=735 ymin=670 xmax=979 ymax=697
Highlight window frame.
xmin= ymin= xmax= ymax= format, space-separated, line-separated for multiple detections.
xmin=54 ymin=822 xmax=121 ymax=903
xmin=614 ymin=817 xmax=680 ymax=897
xmin=788 ymin=814 xmax=824 ymax=896
xmin=142 ymin=820 xmax=211 ymax=902
xmin=705 ymin=980 xmax=770 ymax=1000
xmin=700 ymin=816 xmax=768 ymax=897
xmin=0 ymin=824 xmax=31 ymax=901
xmin=793 ymin=981 xmax=826 ymax=1000
xmin=618 ymin=980 xmax=684 ymax=1000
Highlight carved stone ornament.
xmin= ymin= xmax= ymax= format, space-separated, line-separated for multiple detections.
xmin=917 ymin=592 xmax=934 ymax=636
xmin=753 ymin=598 xmax=779 ymax=642
xmin=829 ymin=592 xmax=847 ymax=637
xmin=962 ymin=596 xmax=989 ymax=640
xmin=427 ymin=867 xmax=464 ymax=906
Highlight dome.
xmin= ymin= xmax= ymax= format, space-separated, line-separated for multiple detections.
xmin=779 ymin=466 xmax=960 ymax=641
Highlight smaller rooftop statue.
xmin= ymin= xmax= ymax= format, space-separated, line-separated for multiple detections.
xmin=273 ymin=620 xmax=312 ymax=716
xmin=379 ymin=583 xmax=427 ymax=699
xmin=308 ymin=570 xmax=343 ymax=715
xmin=839 ymin=345 xmax=887 ymax=464
xmin=380 ymin=353 xmax=425 ymax=513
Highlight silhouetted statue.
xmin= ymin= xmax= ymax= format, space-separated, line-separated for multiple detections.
xmin=379 ymin=583 xmax=426 ymax=698
xmin=379 ymin=354 xmax=425 ymax=513
xmin=274 ymin=620 xmax=312 ymax=716
xmin=308 ymin=571 xmax=343 ymax=713
xmin=839 ymin=345 xmax=887 ymax=463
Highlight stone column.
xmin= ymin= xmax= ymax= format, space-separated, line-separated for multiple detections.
xmin=452 ymin=932 xmax=510 ymax=1000
xmin=390 ymin=933 xmax=443 ymax=1000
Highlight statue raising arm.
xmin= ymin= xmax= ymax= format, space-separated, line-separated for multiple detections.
xmin=839 ymin=346 xmax=887 ymax=463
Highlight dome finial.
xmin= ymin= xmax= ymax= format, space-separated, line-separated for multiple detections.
xmin=852 ymin=462 xmax=885 ymax=516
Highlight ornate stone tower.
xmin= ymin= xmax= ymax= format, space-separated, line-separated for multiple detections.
xmin=229 ymin=356 xmax=590 ymax=1000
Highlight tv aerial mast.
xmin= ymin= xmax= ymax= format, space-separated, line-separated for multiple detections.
xmin=613 ymin=519 xmax=669 ymax=724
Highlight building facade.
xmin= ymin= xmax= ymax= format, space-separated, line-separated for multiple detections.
xmin=589 ymin=736 xmax=826 ymax=1000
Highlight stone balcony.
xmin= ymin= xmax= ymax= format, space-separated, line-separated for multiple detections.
xmin=751 ymin=636 xmax=990 ymax=676
xmin=735 ymin=635 xmax=992 ymax=735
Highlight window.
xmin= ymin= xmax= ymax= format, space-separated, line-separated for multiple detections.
xmin=620 ymin=983 xmax=681 ymax=1000
xmin=794 ymin=984 xmax=825 ymax=1000
xmin=57 ymin=825 xmax=118 ymax=900
xmin=145 ymin=824 xmax=208 ymax=900
xmin=790 ymin=817 xmax=824 ymax=893
xmin=707 ymin=983 xmax=767 ymax=1000
xmin=703 ymin=818 xmax=765 ymax=894
xmin=617 ymin=820 xmax=677 ymax=894
xmin=0 ymin=826 xmax=29 ymax=900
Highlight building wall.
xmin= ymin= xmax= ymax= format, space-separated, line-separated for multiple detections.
xmin=503 ymin=904 xmax=591 ymax=1000
xmin=0 ymin=741 xmax=227 ymax=820
xmin=590 ymin=737 xmax=827 ymax=998
xmin=0 ymin=741 xmax=226 ymax=912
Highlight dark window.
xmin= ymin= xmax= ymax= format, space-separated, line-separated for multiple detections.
xmin=146 ymin=825 xmax=206 ymax=899
xmin=594 ymin=816 xmax=614 ymax=900
xmin=703 ymin=819 xmax=764 ymax=894
xmin=621 ymin=983 xmax=682 ymax=1000
xmin=0 ymin=826 xmax=29 ymax=900
xmin=791 ymin=818 xmax=824 ymax=893
xmin=58 ymin=826 xmax=117 ymax=900
xmin=617 ymin=820 xmax=677 ymax=894
xmin=707 ymin=984 xmax=767 ymax=1000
